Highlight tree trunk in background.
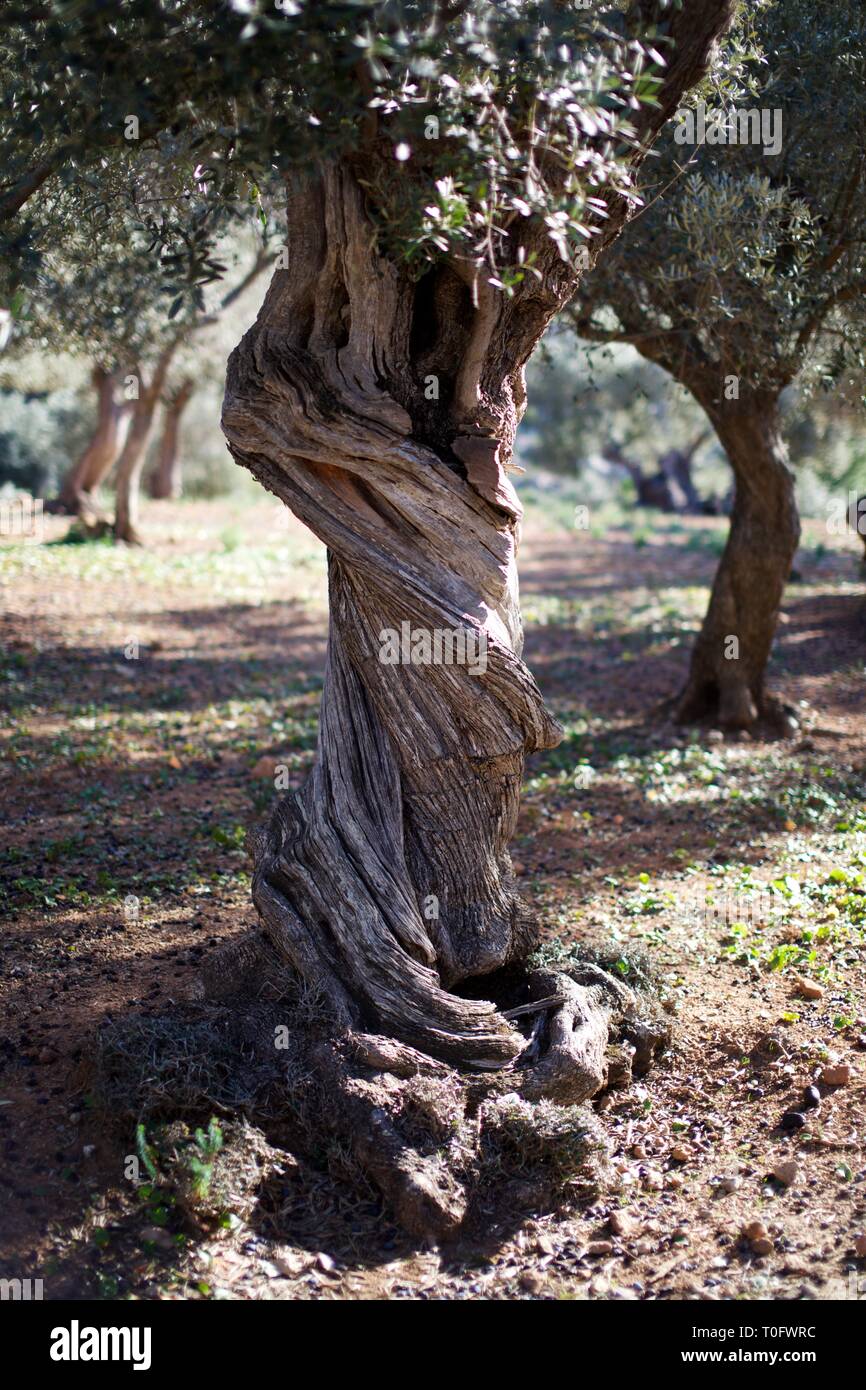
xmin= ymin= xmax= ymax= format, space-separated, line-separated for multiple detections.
xmin=55 ymin=366 xmax=124 ymax=516
xmin=113 ymin=347 xmax=175 ymax=544
xmin=660 ymin=430 xmax=710 ymax=514
xmin=675 ymin=394 xmax=800 ymax=732
xmin=603 ymin=442 xmax=681 ymax=512
xmin=82 ymin=399 xmax=132 ymax=493
xmin=149 ymin=379 xmax=195 ymax=500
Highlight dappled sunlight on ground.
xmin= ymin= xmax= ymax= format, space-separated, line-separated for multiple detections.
xmin=1 ymin=494 xmax=865 ymax=1299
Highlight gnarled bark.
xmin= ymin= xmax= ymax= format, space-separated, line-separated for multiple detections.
xmin=220 ymin=162 xmax=671 ymax=1096
xmin=675 ymin=394 xmax=801 ymax=732
xmin=223 ymin=166 xmax=568 ymax=1068
xmin=149 ymin=378 xmax=194 ymax=500
xmin=213 ymin=0 xmax=737 ymax=1230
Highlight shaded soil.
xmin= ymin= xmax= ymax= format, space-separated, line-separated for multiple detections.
xmin=1 ymin=495 xmax=865 ymax=1301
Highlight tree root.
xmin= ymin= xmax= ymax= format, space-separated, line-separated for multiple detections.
xmin=90 ymin=931 xmax=670 ymax=1243
xmin=113 ymin=523 xmax=145 ymax=547
xmin=45 ymin=489 xmax=113 ymax=532
xmin=514 ymin=965 xmax=635 ymax=1105
xmin=674 ymin=675 xmax=799 ymax=739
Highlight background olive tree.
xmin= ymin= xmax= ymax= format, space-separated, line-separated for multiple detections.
xmin=11 ymin=165 xmax=279 ymax=538
xmin=565 ymin=0 xmax=866 ymax=733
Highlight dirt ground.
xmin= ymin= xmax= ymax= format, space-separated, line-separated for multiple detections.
xmin=1 ymin=490 xmax=865 ymax=1301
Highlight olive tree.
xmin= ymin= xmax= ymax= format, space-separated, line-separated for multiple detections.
xmin=567 ymin=0 xmax=866 ymax=733
xmin=2 ymin=0 xmax=736 ymax=1233
xmin=17 ymin=179 xmax=275 ymax=538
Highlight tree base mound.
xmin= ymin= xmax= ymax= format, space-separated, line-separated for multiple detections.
xmin=87 ymin=934 xmax=670 ymax=1242
xmin=673 ymin=683 xmax=800 ymax=740
xmin=45 ymin=491 xmax=110 ymax=529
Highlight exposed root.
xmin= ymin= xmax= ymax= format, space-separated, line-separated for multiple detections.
xmin=515 ymin=966 xmax=633 ymax=1105
xmin=86 ymin=935 xmax=670 ymax=1243
xmin=308 ymin=1038 xmax=470 ymax=1239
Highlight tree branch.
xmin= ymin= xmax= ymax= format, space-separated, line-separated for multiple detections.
xmin=0 ymin=159 xmax=60 ymax=221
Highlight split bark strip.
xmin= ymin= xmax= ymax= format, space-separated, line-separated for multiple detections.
xmin=503 ymin=995 xmax=567 ymax=1020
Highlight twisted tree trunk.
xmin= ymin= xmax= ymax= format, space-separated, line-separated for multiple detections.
xmin=150 ymin=379 xmax=194 ymax=500
xmin=675 ymin=393 xmax=801 ymax=732
xmin=214 ymin=0 xmax=737 ymax=1230
xmin=215 ymin=168 xmax=673 ymax=1235
xmin=223 ymin=167 xmax=569 ymax=1067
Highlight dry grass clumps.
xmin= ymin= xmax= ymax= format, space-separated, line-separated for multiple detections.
xmin=83 ymin=935 xmax=669 ymax=1242
xmin=136 ymin=1117 xmax=286 ymax=1229
xmin=477 ymin=1094 xmax=609 ymax=1195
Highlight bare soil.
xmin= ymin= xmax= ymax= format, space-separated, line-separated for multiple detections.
xmin=1 ymin=495 xmax=865 ymax=1301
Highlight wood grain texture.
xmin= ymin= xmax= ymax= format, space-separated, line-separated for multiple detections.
xmin=221 ymin=2 xmax=736 ymax=1069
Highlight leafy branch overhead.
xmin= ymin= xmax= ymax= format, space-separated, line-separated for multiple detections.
xmin=569 ymin=0 xmax=866 ymax=398
xmin=2 ymin=0 xmax=736 ymax=317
